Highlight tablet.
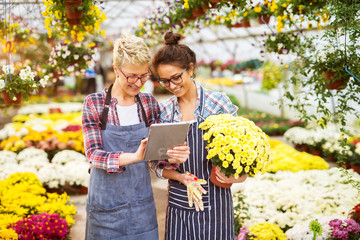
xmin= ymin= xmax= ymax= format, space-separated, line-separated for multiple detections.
xmin=143 ymin=122 xmax=191 ymax=161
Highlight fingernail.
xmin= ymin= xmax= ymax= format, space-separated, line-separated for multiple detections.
xmin=194 ymin=177 xmax=198 ymax=181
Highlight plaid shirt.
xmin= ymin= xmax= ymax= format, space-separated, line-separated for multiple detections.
xmin=82 ymin=88 xmax=160 ymax=173
xmin=152 ymin=81 xmax=238 ymax=177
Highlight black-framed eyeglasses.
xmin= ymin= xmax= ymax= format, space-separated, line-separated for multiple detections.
xmin=158 ymin=68 xmax=187 ymax=88
xmin=118 ymin=67 xmax=152 ymax=84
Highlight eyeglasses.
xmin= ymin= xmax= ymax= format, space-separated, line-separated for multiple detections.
xmin=118 ymin=67 xmax=152 ymax=84
xmin=158 ymin=68 xmax=187 ymax=88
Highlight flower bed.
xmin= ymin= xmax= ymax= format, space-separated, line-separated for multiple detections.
xmin=232 ymin=168 xmax=360 ymax=233
xmin=237 ymin=107 xmax=305 ymax=136
xmin=0 ymin=112 xmax=84 ymax=156
xmin=0 ymin=172 xmax=76 ymax=239
xmin=0 ymin=149 xmax=89 ymax=190
xmin=266 ymin=140 xmax=329 ymax=172
xmin=284 ymin=123 xmax=360 ymax=169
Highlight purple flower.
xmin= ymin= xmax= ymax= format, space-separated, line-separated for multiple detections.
xmin=329 ymin=219 xmax=343 ymax=228
xmin=332 ymin=226 xmax=349 ymax=240
xmin=344 ymin=218 xmax=360 ymax=234
xmin=236 ymin=227 xmax=250 ymax=240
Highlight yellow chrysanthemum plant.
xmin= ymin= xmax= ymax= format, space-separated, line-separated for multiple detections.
xmin=42 ymin=0 xmax=106 ymax=42
xmin=199 ymin=114 xmax=273 ymax=185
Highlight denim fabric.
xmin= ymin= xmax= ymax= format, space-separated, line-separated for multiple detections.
xmin=85 ymin=121 xmax=158 ymax=240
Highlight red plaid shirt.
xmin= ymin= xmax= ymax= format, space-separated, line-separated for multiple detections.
xmin=82 ymin=88 xmax=160 ymax=173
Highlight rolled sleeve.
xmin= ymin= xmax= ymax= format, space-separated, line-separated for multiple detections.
xmin=82 ymin=96 xmax=125 ymax=173
xmin=150 ymin=160 xmax=179 ymax=179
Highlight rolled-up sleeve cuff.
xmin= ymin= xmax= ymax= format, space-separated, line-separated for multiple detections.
xmin=107 ymin=152 xmax=126 ymax=173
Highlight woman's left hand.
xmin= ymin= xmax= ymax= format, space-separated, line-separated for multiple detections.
xmin=214 ymin=166 xmax=247 ymax=184
xmin=166 ymin=142 xmax=190 ymax=164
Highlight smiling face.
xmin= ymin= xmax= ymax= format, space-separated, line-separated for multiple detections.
xmin=156 ymin=64 xmax=194 ymax=98
xmin=114 ymin=62 xmax=150 ymax=97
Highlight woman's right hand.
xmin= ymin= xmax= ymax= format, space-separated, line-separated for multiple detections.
xmin=118 ymin=138 xmax=148 ymax=166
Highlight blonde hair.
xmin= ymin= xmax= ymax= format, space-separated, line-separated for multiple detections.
xmin=113 ymin=33 xmax=151 ymax=67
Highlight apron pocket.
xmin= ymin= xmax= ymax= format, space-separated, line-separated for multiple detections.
xmin=129 ymin=196 xmax=158 ymax=234
xmin=88 ymin=202 xmax=130 ymax=238
xmin=126 ymin=139 xmax=141 ymax=152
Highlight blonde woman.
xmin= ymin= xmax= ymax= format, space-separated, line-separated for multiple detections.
xmin=82 ymin=34 xmax=190 ymax=240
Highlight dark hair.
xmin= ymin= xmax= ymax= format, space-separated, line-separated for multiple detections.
xmin=152 ymin=32 xmax=196 ymax=75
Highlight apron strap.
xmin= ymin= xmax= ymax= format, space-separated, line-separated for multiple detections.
xmin=135 ymin=94 xmax=149 ymax=127
xmin=101 ymin=84 xmax=149 ymax=129
xmin=100 ymin=84 xmax=113 ymax=130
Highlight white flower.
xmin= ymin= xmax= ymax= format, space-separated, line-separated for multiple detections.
xmin=19 ymin=69 xmax=28 ymax=80
xmin=271 ymin=36 xmax=276 ymax=41
xmin=74 ymin=54 xmax=79 ymax=60
xmin=2 ymin=65 xmax=14 ymax=74
xmin=164 ymin=16 xmax=170 ymax=25
xmin=40 ymin=78 xmax=48 ymax=88
xmin=68 ymin=66 xmax=75 ymax=72
xmin=84 ymin=55 xmax=89 ymax=61
xmin=12 ymin=96 xmax=17 ymax=101
xmin=0 ymin=79 xmax=4 ymax=89
xmin=75 ymin=42 xmax=81 ymax=48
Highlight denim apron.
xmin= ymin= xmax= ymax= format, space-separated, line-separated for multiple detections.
xmin=165 ymin=86 xmax=235 ymax=240
xmin=85 ymin=85 xmax=158 ymax=240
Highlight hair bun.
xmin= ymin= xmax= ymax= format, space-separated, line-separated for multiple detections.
xmin=164 ymin=32 xmax=183 ymax=45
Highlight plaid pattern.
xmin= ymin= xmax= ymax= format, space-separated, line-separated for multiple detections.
xmin=153 ymin=81 xmax=238 ymax=177
xmin=82 ymin=88 xmax=160 ymax=173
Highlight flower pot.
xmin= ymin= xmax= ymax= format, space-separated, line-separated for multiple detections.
xmin=311 ymin=149 xmax=322 ymax=156
xmin=351 ymin=165 xmax=360 ymax=174
xmin=65 ymin=0 xmax=83 ymax=19
xmin=68 ymin=18 xmax=82 ymax=26
xmin=1 ymin=91 xmax=23 ymax=104
xmin=258 ymin=15 xmax=271 ymax=24
xmin=230 ymin=19 xmax=251 ymax=28
xmin=191 ymin=8 xmax=205 ymax=17
xmin=326 ymin=156 xmax=337 ymax=162
xmin=338 ymin=162 xmax=351 ymax=169
xmin=300 ymin=144 xmax=309 ymax=152
xmin=209 ymin=166 xmax=232 ymax=188
xmin=323 ymin=72 xmax=348 ymax=90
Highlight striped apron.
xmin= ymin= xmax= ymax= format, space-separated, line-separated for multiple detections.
xmin=165 ymin=87 xmax=235 ymax=240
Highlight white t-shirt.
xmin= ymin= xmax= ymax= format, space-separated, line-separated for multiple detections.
xmin=116 ymin=104 xmax=140 ymax=126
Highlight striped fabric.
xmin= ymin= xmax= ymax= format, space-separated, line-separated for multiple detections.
xmin=152 ymin=81 xmax=238 ymax=177
xmin=160 ymin=83 xmax=238 ymax=240
xmin=82 ymin=88 xmax=160 ymax=173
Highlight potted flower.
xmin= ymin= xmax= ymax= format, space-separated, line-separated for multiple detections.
xmin=42 ymin=0 xmax=106 ymax=41
xmin=0 ymin=65 xmax=49 ymax=104
xmin=264 ymin=32 xmax=301 ymax=54
xmin=199 ymin=114 xmax=272 ymax=188
xmin=48 ymin=41 xmax=95 ymax=77
xmin=311 ymin=46 xmax=359 ymax=90
xmin=245 ymin=3 xmax=272 ymax=26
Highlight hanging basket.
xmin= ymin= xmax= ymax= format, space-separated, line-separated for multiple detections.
xmin=1 ymin=91 xmax=23 ymax=104
xmin=323 ymin=72 xmax=348 ymax=90
xmin=65 ymin=0 xmax=83 ymax=19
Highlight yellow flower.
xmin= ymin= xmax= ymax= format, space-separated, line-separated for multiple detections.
xmin=226 ymin=154 xmax=234 ymax=162
xmin=222 ymin=161 xmax=229 ymax=168
xmin=254 ymin=6 xmax=262 ymax=13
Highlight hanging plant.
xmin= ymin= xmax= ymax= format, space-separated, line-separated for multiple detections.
xmin=264 ymin=32 xmax=301 ymax=54
xmin=42 ymin=0 xmax=106 ymax=41
xmin=48 ymin=41 xmax=96 ymax=77
xmin=0 ymin=65 xmax=49 ymax=104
